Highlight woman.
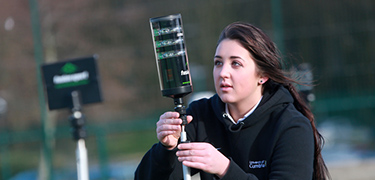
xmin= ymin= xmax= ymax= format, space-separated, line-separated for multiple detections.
xmin=135 ymin=22 xmax=330 ymax=180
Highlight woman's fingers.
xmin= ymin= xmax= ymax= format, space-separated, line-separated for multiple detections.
xmin=156 ymin=112 xmax=194 ymax=150
xmin=176 ymin=142 xmax=230 ymax=177
xmin=156 ymin=112 xmax=183 ymax=149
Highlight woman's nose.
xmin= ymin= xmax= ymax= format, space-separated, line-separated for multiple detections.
xmin=219 ymin=63 xmax=230 ymax=78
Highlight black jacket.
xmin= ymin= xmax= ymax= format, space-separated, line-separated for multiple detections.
xmin=135 ymin=85 xmax=314 ymax=180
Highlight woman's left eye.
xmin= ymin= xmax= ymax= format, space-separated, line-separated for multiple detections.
xmin=232 ymin=61 xmax=242 ymax=67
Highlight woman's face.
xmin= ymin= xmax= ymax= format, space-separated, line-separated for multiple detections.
xmin=213 ymin=39 xmax=266 ymax=107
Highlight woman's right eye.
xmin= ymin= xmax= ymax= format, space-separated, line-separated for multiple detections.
xmin=214 ymin=60 xmax=223 ymax=66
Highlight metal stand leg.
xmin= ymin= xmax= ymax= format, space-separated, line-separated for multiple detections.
xmin=180 ymin=126 xmax=191 ymax=180
xmin=76 ymin=139 xmax=89 ymax=180
xmin=174 ymin=98 xmax=191 ymax=180
xmin=70 ymin=91 xmax=90 ymax=180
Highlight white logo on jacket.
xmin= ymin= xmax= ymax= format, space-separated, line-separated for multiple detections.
xmin=249 ymin=160 xmax=267 ymax=169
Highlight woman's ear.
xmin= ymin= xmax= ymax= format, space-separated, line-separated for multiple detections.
xmin=258 ymin=77 xmax=269 ymax=85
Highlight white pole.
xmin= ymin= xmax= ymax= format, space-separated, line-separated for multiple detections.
xmin=180 ymin=126 xmax=191 ymax=180
xmin=76 ymin=139 xmax=89 ymax=180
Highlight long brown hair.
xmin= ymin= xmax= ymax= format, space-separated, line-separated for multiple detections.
xmin=217 ymin=22 xmax=330 ymax=180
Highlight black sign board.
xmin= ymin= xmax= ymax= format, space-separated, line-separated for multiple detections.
xmin=42 ymin=55 xmax=102 ymax=110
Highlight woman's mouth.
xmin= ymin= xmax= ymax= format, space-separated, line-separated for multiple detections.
xmin=220 ymin=82 xmax=232 ymax=91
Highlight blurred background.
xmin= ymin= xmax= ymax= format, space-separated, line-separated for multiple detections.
xmin=0 ymin=0 xmax=374 ymax=179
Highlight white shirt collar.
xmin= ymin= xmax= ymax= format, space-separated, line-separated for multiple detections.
xmin=225 ymin=96 xmax=263 ymax=124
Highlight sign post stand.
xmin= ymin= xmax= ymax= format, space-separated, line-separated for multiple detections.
xmin=70 ymin=91 xmax=89 ymax=180
xmin=41 ymin=55 xmax=102 ymax=180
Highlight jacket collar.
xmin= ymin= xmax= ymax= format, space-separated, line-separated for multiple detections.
xmin=210 ymin=84 xmax=294 ymax=131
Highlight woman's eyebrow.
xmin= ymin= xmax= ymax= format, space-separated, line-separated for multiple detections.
xmin=229 ymin=56 xmax=246 ymax=62
xmin=214 ymin=55 xmax=245 ymax=62
xmin=214 ymin=55 xmax=243 ymax=59
xmin=229 ymin=55 xmax=242 ymax=59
